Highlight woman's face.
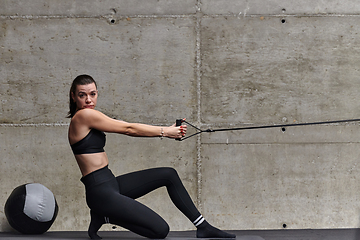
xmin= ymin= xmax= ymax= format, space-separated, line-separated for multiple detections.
xmin=71 ymin=83 xmax=98 ymax=111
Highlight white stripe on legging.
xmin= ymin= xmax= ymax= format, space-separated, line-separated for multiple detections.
xmin=193 ymin=215 xmax=205 ymax=227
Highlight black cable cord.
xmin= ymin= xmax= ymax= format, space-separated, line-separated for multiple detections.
xmin=177 ymin=118 xmax=360 ymax=141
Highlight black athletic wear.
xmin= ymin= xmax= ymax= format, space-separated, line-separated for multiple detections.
xmin=71 ymin=129 xmax=106 ymax=155
xmin=81 ymin=165 xmax=201 ymax=239
xmin=71 ymin=128 xmax=236 ymax=239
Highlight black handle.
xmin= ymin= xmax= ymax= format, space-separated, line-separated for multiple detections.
xmin=176 ymin=119 xmax=183 ymax=127
xmin=175 ymin=119 xmax=183 ymax=141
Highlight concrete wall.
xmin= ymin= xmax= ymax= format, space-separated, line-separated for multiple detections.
xmin=1 ymin=0 xmax=360 ymax=233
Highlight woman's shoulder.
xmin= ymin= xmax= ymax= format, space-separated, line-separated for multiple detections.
xmin=72 ymin=108 xmax=100 ymax=119
xmin=70 ymin=109 xmax=96 ymax=125
xmin=71 ymin=109 xmax=111 ymax=127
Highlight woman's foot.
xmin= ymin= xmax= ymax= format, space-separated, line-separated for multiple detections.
xmin=196 ymin=221 xmax=236 ymax=239
xmin=88 ymin=210 xmax=105 ymax=239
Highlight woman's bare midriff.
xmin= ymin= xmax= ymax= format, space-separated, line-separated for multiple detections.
xmin=74 ymin=152 xmax=109 ymax=176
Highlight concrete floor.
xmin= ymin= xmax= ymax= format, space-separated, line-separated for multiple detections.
xmin=0 ymin=229 xmax=359 ymax=240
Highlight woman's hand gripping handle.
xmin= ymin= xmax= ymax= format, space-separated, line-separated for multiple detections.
xmin=176 ymin=119 xmax=185 ymax=141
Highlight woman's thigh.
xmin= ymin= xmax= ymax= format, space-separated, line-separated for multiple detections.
xmin=116 ymin=167 xmax=178 ymax=199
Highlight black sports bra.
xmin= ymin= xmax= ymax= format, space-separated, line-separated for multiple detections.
xmin=71 ymin=129 xmax=106 ymax=155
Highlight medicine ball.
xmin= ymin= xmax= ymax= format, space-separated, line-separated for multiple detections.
xmin=4 ymin=183 xmax=59 ymax=234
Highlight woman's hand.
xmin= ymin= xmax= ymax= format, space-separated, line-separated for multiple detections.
xmin=164 ymin=124 xmax=187 ymax=139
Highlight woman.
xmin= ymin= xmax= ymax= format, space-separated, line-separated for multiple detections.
xmin=68 ymin=74 xmax=235 ymax=239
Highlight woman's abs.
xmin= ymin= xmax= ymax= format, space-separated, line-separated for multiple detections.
xmin=75 ymin=152 xmax=109 ymax=176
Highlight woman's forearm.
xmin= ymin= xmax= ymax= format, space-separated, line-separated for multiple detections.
xmin=124 ymin=123 xmax=166 ymax=138
xmin=124 ymin=122 xmax=185 ymax=139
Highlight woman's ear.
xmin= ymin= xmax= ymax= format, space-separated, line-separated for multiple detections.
xmin=71 ymin=91 xmax=75 ymax=102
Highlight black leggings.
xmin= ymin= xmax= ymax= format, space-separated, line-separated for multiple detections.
xmin=81 ymin=165 xmax=201 ymax=238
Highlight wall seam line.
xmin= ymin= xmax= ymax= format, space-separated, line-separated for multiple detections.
xmin=195 ymin=0 xmax=203 ymax=211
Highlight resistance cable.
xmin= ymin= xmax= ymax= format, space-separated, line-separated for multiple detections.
xmin=175 ymin=118 xmax=360 ymax=141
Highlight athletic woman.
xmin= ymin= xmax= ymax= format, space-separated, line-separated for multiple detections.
xmin=68 ymin=74 xmax=236 ymax=239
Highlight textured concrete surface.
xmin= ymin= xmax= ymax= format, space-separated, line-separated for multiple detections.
xmin=200 ymin=16 xmax=360 ymax=124
xmin=201 ymin=0 xmax=360 ymax=15
xmin=0 ymin=0 xmax=197 ymax=16
xmin=201 ymin=128 xmax=360 ymax=229
xmin=1 ymin=0 xmax=360 ymax=234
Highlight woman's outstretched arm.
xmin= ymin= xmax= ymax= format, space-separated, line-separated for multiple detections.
xmin=72 ymin=108 xmax=186 ymax=139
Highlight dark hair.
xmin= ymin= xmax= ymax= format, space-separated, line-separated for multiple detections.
xmin=67 ymin=74 xmax=97 ymax=118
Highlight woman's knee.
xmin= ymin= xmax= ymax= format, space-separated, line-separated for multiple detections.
xmin=153 ymin=221 xmax=169 ymax=239
xmin=161 ymin=167 xmax=179 ymax=180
